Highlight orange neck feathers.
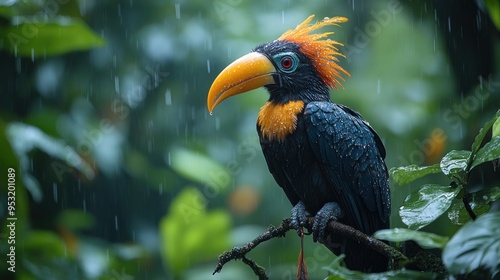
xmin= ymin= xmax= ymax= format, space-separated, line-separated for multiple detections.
xmin=257 ymin=101 xmax=305 ymax=142
xmin=278 ymin=15 xmax=350 ymax=89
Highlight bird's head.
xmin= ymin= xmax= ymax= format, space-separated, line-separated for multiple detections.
xmin=207 ymin=15 xmax=350 ymax=112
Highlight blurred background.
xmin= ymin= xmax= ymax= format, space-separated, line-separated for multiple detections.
xmin=0 ymin=0 xmax=499 ymax=279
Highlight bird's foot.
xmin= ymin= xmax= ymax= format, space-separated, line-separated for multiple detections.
xmin=290 ymin=201 xmax=311 ymax=235
xmin=312 ymin=202 xmax=344 ymax=242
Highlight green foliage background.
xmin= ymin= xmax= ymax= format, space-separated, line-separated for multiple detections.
xmin=0 ymin=0 xmax=499 ymax=279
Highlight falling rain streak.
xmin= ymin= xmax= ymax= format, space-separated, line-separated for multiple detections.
xmin=53 ymin=183 xmax=58 ymax=203
xmin=175 ymin=3 xmax=181 ymax=19
xmin=165 ymin=89 xmax=172 ymax=105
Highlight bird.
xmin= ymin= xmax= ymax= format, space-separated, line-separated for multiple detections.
xmin=206 ymin=15 xmax=391 ymax=272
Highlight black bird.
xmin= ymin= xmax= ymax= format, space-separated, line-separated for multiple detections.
xmin=207 ymin=15 xmax=391 ymax=272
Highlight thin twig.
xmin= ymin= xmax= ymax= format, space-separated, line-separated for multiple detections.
xmin=213 ymin=218 xmax=292 ymax=276
xmin=242 ymin=256 xmax=268 ymax=280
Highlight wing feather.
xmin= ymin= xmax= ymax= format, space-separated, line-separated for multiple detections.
xmin=305 ymin=102 xmax=390 ymax=233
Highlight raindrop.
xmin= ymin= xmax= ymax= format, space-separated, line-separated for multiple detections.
xmin=83 ymin=199 xmax=86 ymax=212
xmin=215 ymin=117 xmax=220 ymax=130
xmin=282 ymin=10 xmax=285 ymax=23
xmin=207 ymin=59 xmax=211 ymax=73
xmin=115 ymin=76 xmax=120 ymax=93
xmin=16 ymin=58 xmax=21 ymax=73
xmin=115 ymin=215 xmax=119 ymax=230
xmin=165 ymin=89 xmax=172 ymax=105
xmin=31 ymin=48 xmax=35 ymax=62
xmin=53 ymin=183 xmax=58 ymax=203
xmin=175 ymin=3 xmax=181 ymax=19
xmin=117 ymin=4 xmax=122 ymax=23
xmin=377 ymin=79 xmax=381 ymax=95
xmin=447 ymin=17 xmax=451 ymax=33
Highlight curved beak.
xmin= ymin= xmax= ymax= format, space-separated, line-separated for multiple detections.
xmin=207 ymin=52 xmax=276 ymax=113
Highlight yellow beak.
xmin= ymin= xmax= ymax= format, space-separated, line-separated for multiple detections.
xmin=207 ymin=52 xmax=276 ymax=113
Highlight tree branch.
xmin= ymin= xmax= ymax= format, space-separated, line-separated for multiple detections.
xmin=213 ymin=217 xmax=409 ymax=278
xmin=318 ymin=218 xmax=408 ymax=266
xmin=213 ymin=218 xmax=293 ymax=279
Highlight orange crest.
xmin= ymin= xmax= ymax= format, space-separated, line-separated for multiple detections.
xmin=278 ymin=15 xmax=350 ymax=89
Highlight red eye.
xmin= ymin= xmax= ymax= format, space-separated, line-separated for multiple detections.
xmin=281 ymin=57 xmax=293 ymax=69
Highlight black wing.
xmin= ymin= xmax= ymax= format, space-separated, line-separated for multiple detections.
xmin=305 ymin=101 xmax=390 ymax=234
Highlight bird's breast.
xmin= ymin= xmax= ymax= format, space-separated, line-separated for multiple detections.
xmin=257 ymin=101 xmax=305 ymax=142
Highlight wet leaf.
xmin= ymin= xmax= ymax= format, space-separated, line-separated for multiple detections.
xmin=470 ymin=110 xmax=500 ymax=156
xmin=470 ymin=136 xmax=500 ymax=170
xmin=159 ymin=187 xmax=231 ymax=275
xmin=400 ymin=184 xmax=461 ymax=230
xmin=443 ymin=212 xmax=500 ymax=278
xmin=493 ymin=114 xmax=500 ymax=137
xmin=6 ymin=122 xmax=95 ymax=201
xmin=448 ymin=187 xmax=500 ymax=225
xmin=389 ymin=164 xmax=441 ymax=186
xmin=374 ymin=228 xmax=448 ymax=249
xmin=324 ymin=255 xmax=439 ymax=279
xmin=440 ymin=150 xmax=471 ymax=177
xmin=0 ymin=16 xmax=105 ymax=57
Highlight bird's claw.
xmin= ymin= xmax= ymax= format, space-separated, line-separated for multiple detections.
xmin=290 ymin=201 xmax=310 ymax=235
xmin=312 ymin=202 xmax=343 ymax=242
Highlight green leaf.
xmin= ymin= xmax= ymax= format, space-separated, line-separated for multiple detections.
xmin=0 ymin=16 xmax=105 ymax=57
xmin=440 ymin=150 xmax=471 ymax=177
xmin=443 ymin=212 xmax=500 ymax=278
xmin=6 ymin=122 xmax=95 ymax=201
xmin=24 ymin=230 xmax=66 ymax=257
xmin=470 ymin=136 xmax=500 ymax=170
xmin=170 ymin=148 xmax=231 ymax=192
xmin=485 ymin=0 xmax=500 ymax=31
xmin=400 ymin=184 xmax=461 ymax=230
xmin=470 ymin=110 xmax=500 ymax=157
xmin=324 ymin=255 xmax=439 ymax=279
xmin=448 ymin=187 xmax=500 ymax=225
xmin=159 ymin=187 xmax=231 ymax=275
xmin=0 ymin=3 xmax=15 ymax=18
xmin=57 ymin=209 xmax=95 ymax=231
xmin=493 ymin=114 xmax=500 ymax=137
xmin=389 ymin=164 xmax=441 ymax=186
xmin=374 ymin=228 xmax=448 ymax=249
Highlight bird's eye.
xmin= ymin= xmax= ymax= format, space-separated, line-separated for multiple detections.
xmin=273 ymin=52 xmax=299 ymax=73
xmin=281 ymin=57 xmax=293 ymax=69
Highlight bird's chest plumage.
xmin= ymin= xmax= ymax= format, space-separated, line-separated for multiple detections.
xmin=257 ymin=101 xmax=334 ymax=213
